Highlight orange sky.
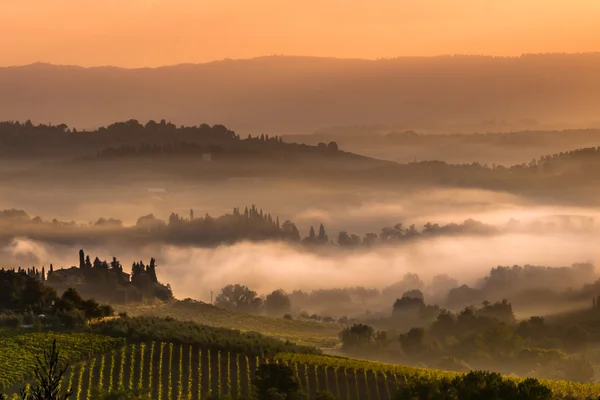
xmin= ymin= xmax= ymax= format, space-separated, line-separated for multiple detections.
xmin=1 ymin=0 xmax=599 ymax=68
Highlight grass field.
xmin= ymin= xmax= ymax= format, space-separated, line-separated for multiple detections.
xmin=8 ymin=341 xmax=600 ymax=400
xmin=113 ymin=300 xmax=340 ymax=348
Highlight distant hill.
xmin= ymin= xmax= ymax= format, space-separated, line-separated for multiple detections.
xmin=283 ymin=128 xmax=600 ymax=165
xmin=1 ymin=53 xmax=599 ymax=134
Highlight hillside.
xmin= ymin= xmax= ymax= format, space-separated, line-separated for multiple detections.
xmin=1 ymin=53 xmax=599 ymax=134
xmin=113 ymin=300 xmax=341 ymax=348
xmin=0 ymin=330 xmax=123 ymax=392
xmin=6 ymin=339 xmax=600 ymax=399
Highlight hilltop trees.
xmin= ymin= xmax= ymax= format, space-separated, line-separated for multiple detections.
xmin=215 ymin=284 xmax=262 ymax=313
xmin=0 ymin=205 xmax=536 ymax=251
xmin=0 ymin=269 xmax=55 ymax=314
xmin=46 ymin=249 xmax=173 ymax=304
xmin=303 ymin=223 xmax=330 ymax=245
xmin=0 ymin=267 xmax=112 ymax=328
xmin=264 ymin=289 xmax=292 ymax=317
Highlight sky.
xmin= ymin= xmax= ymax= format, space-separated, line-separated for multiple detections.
xmin=1 ymin=0 xmax=599 ymax=68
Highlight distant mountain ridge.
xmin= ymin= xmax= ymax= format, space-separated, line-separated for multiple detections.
xmin=1 ymin=53 xmax=599 ymax=134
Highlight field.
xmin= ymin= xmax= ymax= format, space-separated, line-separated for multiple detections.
xmin=0 ymin=329 xmax=123 ymax=392
xmin=7 ymin=341 xmax=600 ymax=400
xmin=113 ymin=300 xmax=341 ymax=348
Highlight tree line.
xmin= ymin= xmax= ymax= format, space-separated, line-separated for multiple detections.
xmin=0 ymin=119 xmax=340 ymax=160
xmin=1 ymin=206 xmax=551 ymax=250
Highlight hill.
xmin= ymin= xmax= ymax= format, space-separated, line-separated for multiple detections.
xmin=284 ymin=128 xmax=600 ymax=165
xmin=6 ymin=341 xmax=600 ymax=399
xmin=1 ymin=53 xmax=599 ymax=134
xmin=113 ymin=300 xmax=341 ymax=348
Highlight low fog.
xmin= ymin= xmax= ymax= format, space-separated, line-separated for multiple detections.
xmin=3 ymin=225 xmax=599 ymax=316
xmin=2 ymin=184 xmax=598 ymax=237
xmin=3 ymin=181 xmax=600 ymax=321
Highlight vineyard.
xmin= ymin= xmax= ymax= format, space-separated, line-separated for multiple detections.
xmin=7 ymin=342 xmax=600 ymax=400
xmin=113 ymin=300 xmax=340 ymax=348
xmin=0 ymin=330 xmax=123 ymax=392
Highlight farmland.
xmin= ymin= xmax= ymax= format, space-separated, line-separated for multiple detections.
xmin=113 ymin=300 xmax=341 ymax=348
xmin=6 ymin=341 xmax=600 ymax=400
xmin=0 ymin=330 xmax=123 ymax=392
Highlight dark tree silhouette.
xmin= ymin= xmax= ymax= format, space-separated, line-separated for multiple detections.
xmin=215 ymin=284 xmax=261 ymax=313
xmin=264 ymin=289 xmax=292 ymax=317
xmin=2 ymin=339 xmax=72 ymax=400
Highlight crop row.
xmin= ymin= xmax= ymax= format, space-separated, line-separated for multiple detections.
xmin=6 ymin=342 xmax=600 ymax=399
xmin=273 ymin=353 xmax=600 ymax=400
xmin=9 ymin=343 xmax=394 ymax=400
xmin=0 ymin=332 xmax=123 ymax=391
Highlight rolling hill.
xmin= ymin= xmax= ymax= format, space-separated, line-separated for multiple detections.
xmin=113 ymin=300 xmax=341 ymax=348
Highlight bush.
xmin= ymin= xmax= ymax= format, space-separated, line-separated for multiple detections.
xmin=252 ymin=363 xmax=301 ymax=400
xmin=0 ymin=312 xmax=22 ymax=328
xmin=58 ymin=309 xmax=86 ymax=328
xmin=397 ymin=370 xmax=552 ymax=400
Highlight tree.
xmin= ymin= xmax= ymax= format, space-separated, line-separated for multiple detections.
xmin=399 ymin=327 xmax=426 ymax=356
xmin=252 ymin=363 xmax=301 ymax=400
xmin=339 ymin=323 xmax=374 ymax=349
xmin=402 ymin=289 xmax=424 ymax=300
xmin=392 ymin=296 xmax=425 ymax=319
xmin=264 ymin=289 xmax=292 ymax=317
xmin=337 ymin=231 xmax=361 ymax=246
xmin=557 ymin=354 xmax=595 ymax=383
xmin=318 ymin=223 xmax=328 ymax=244
xmin=476 ymin=299 xmax=516 ymax=325
xmin=215 ymin=284 xmax=261 ymax=313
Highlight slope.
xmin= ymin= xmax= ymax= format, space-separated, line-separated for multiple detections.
xmin=113 ymin=300 xmax=341 ymax=348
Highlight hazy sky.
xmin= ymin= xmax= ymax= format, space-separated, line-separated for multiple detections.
xmin=2 ymin=0 xmax=599 ymax=68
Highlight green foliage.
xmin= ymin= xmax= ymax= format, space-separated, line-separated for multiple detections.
xmin=274 ymin=352 xmax=600 ymax=400
xmin=1 ymin=339 xmax=72 ymax=400
xmin=91 ymin=388 xmax=151 ymax=400
xmin=0 ymin=331 xmax=123 ymax=392
xmin=215 ymin=285 xmax=261 ymax=314
xmin=113 ymin=301 xmax=340 ymax=348
xmin=252 ymin=364 xmax=301 ymax=400
xmin=339 ymin=324 xmax=374 ymax=349
xmin=264 ymin=291 xmax=292 ymax=317
xmin=89 ymin=316 xmax=320 ymax=356
xmin=397 ymin=371 xmax=552 ymax=400
xmin=0 ymin=267 xmax=113 ymax=329
xmin=311 ymin=392 xmax=335 ymax=400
